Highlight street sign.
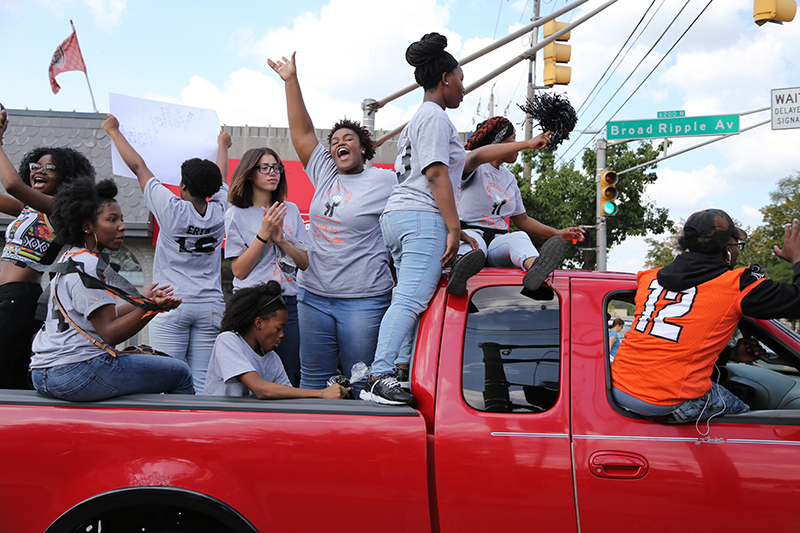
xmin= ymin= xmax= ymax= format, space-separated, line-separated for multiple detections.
xmin=657 ymin=110 xmax=685 ymax=118
xmin=771 ymin=87 xmax=800 ymax=130
xmin=607 ymin=114 xmax=740 ymax=140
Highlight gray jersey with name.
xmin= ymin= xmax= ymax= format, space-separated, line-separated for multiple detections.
xmin=144 ymin=176 xmax=228 ymax=303
xmin=384 ymin=101 xmax=465 ymax=214
xmin=458 ymin=163 xmax=526 ymax=231
xmin=299 ymin=144 xmax=395 ymax=298
xmin=224 ymin=202 xmax=307 ymax=295
xmin=204 ymin=331 xmax=291 ymax=397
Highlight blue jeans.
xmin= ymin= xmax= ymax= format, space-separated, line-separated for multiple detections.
xmin=298 ymin=288 xmax=391 ymax=392
xmin=372 ymin=210 xmax=448 ymax=376
xmin=274 ymin=296 xmax=300 ymax=387
xmin=31 ymin=352 xmax=194 ymax=401
xmin=614 ymin=383 xmax=749 ymax=423
xmin=148 ymin=300 xmax=224 ymax=394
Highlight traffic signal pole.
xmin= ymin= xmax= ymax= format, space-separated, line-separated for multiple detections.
xmin=596 ymin=137 xmax=608 ymax=271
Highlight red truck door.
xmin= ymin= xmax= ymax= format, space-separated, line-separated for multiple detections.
xmin=570 ymin=277 xmax=800 ymax=532
xmin=432 ymin=274 xmax=578 ymax=531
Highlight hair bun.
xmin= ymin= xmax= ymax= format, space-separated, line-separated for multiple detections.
xmin=406 ymin=32 xmax=448 ymax=67
xmin=95 ymin=178 xmax=118 ymax=200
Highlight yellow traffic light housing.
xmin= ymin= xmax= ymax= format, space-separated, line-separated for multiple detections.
xmin=543 ymin=20 xmax=571 ymax=87
xmin=599 ymin=170 xmax=618 ymax=217
xmin=754 ymin=0 xmax=796 ymax=25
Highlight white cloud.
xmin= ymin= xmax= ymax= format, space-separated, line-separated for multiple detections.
xmin=83 ymin=0 xmax=128 ymax=30
xmin=647 ymin=164 xmax=729 ymax=210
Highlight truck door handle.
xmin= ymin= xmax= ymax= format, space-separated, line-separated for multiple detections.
xmin=589 ymin=452 xmax=649 ymax=479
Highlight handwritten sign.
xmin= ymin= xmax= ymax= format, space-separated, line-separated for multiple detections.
xmin=108 ymin=93 xmax=220 ymax=186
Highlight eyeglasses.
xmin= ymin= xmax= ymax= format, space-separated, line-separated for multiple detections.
xmin=728 ymin=240 xmax=746 ymax=251
xmin=258 ymin=294 xmax=286 ymax=314
xmin=29 ymin=162 xmax=57 ymax=173
xmin=256 ymin=163 xmax=284 ymax=175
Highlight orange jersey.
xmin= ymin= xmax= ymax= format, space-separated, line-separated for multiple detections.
xmin=612 ymin=267 xmax=765 ymax=405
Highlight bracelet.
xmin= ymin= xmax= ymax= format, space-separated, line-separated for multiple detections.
xmin=255 ymin=234 xmax=268 ymax=244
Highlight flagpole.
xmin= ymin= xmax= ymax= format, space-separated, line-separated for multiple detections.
xmin=71 ymin=20 xmax=98 ymax=113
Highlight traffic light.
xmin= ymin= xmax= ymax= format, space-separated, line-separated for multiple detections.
xmin=543 ymin=20 xmax=571 ymax=87
xmin=754 ymin=0 xmax=796 ymax=25
xmin=599 ymin=170 xmax=618 ymax=217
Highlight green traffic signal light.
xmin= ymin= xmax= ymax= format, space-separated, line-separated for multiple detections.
xmin=602 ymin=201 xmax=617 ymax=216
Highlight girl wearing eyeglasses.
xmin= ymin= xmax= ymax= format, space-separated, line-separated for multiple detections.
xmin=103 ymin=114 xmax=229 ymax=394
xmin=204 ymin=281 xmax=346 ymax=400
xmin=224 ymin=148 xmax=309 ymax=386
xmin=0 ymin=108 xmax=96 ymax=389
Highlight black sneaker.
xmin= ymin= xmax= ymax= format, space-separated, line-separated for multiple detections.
xmin=447 ymin=249 xmax=486 ymax=295
xmin=360 ymin=375 xmax=413 ymax=405
xmin=523 ymin=236 xmax=565 ymax=290
xmin=395 ymin=366 xmax=410 ymax=390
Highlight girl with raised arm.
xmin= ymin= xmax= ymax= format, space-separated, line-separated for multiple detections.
xmin=0 ymin=109 xmax=95 ymax=389
xmin=224 ymin=149 xmax=308 ymax=386
xmin=447 ymin=116 xmax=584 ymax=295
xmin=103 ymin=115 xmax=230 ymax=394
xmin=30 ymin=178 xmax=193 ymax=401
xmin=268 ymin=53 xmax=396 ymax=393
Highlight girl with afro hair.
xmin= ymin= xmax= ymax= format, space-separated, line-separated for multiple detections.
xmin=30 ymin=177 xmax=194 ymax=401
xmin=204 ymin=281 xmax=347 ymax=400
xmin=0 ymin=108 xmax=96 ymax=389
xmin=447 ymin=116 xmax=585 ymax=295
xmin=103 ymin=114 xmax=230 ymax=394
xmin=268 ymin=53 xmax=396 ymax=394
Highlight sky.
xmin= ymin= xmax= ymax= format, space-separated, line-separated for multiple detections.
xmin=1 ymin=0 xmax=799 ymax=272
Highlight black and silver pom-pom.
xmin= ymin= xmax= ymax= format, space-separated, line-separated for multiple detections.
xmin=518 ymin=92 xmax=578 ymax=150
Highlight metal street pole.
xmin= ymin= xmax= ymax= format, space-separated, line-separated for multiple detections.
xmin=596 ymin=137 xmax=607 ymax=271
xmin=523 ymin=0 xmax=541 ymax=183
xmin=362 ymin=98 xmax=377 ymax=168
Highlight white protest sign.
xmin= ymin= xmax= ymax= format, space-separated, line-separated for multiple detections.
xmin=108 ymin=93 xmax=220 ymax=186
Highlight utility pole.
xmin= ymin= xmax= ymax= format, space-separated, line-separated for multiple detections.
xmin=361 ymin=98 xmax=377 ymax=168
xmin=523 ymin=0 xmax=541 ymax=183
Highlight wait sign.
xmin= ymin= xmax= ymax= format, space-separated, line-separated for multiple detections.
xmin=607 ymin=114 xmax=740 ymax=140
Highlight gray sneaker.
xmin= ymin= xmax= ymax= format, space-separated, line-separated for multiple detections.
xmin=360 ymin=375 xmax=413 ymax=405
xmin=447 ymin=248 xmax=486 ymax=295
xmin=523 ymin=236 xmax=565 ymax=290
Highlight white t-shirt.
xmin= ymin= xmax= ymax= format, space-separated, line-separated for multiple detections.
xmin=144 ymin=176 xmax=228 ymax=303
xmin=458 ymin=163 xmax=526 ymax=232
xmin=204 ymin=331 xmax=291 ymax=397
xmin=31 ymin=248 xmax=117 ymax=368
xmin=224 ymin=202 xmax=307 ymax=295
xmin=384 ymin=101 xmax=466 ymax=214
xmin=299 ymin=144 xmax=395 ymax=298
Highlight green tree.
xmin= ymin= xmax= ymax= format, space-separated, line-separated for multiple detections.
xmin=510 ymin=140 xmax=673 ymax=269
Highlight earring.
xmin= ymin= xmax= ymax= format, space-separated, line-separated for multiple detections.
xmin=445 ymin=82 xmax=449 ymax=86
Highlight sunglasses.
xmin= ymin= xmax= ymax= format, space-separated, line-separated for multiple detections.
xmin=727 ymin=240 xmax=746 ymax=251
xmin=256 ymin=163 xmax=284 ymax=175
xmin=29 ymin=162 xmax=57 ymax=173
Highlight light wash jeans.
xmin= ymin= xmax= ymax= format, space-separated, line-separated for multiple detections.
xmin=31 ymin=353 xmax=194 ymax=401
xmin=298 ymin=288 xmax=391 ymax=392
xmin=458 ymin=229 xmax=538 ymax=270
xmin=148 ymin=300 xmax=224 ymax=394
xmin=372 ymin=210 xmax=448 ymax=376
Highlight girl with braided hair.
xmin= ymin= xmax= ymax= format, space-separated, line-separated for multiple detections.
xmin=0 ymin=108 xmax=96 ymax=389
xmin=204 ymin=281 xmax=347 ymax=400
xmin=268 ymin=53 xmax=396 ymax=394
xmin=448 ymin=116 xmax=584 ymax=295
xmin=103 ymin=114 xmax=230 ymax=394
xmin=361 ymin=32 xmax=479 ymax=405
xmin=30 ymin=177 xmax=194 ymax=401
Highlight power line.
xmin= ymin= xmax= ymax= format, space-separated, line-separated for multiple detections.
xmin=559 ymin=0 xmax=697 ymax=163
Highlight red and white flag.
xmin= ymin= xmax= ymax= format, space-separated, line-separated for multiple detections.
xmin=48 ymin=30 xmax=87 ymax=94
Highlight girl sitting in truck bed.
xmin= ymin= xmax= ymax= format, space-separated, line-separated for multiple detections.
xmin=204 ymin=281 xmax=348 ymax=400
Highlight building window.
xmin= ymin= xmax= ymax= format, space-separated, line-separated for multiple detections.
xmin=462 ymin=286 xmax=561 ymax=413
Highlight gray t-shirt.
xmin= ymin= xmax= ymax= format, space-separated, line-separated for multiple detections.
xmin=299 ymin=143 xmax=395 ymax=298
xmin=458 ymin=163 xmax=526 ymax=232
xmin=384 ymin=101 xmax=466 ymax=214
xmin=31 ymin=248 xmax=118 ymax=369
xmin=224 ymin=202 xmax=308 ymax=295
xmin=204 ymin=331 xmax=291 ymax=397
xmin=144 ymin=176 xmax=228 ymax=303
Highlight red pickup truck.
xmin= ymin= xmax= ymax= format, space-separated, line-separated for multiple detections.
xmin=2 ymin=268 xmax=800 ymax=532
